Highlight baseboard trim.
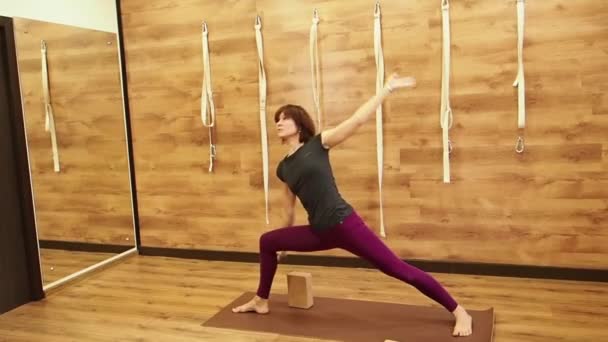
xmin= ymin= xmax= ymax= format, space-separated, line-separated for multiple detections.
xmin=139 ymin=247 xmax=608 ymax=283
xmin=39 ymin=240 xmax=133 ymax=254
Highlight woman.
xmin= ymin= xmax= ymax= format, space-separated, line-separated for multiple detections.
xmin=232 ymin=74 xmax=473 ymax=337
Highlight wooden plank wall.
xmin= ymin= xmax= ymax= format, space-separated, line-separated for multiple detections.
xmin=121 ymin=0 xmax=608 ymax=268
xmin=14 ymin=18 xmax=134 ymax=245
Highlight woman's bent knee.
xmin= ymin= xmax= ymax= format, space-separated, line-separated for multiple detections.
xmin=259 ymin=231 xmax=277 ymax=252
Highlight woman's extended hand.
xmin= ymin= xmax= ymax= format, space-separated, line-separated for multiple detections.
xmin=385 ymin=73 xmax=416 ymax=92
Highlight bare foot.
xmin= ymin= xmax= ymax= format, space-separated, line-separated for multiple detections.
xmin=231 ymin=295 xmax=269 ymax=314
xmin=452 ymin=305 xmax=473 ymax=337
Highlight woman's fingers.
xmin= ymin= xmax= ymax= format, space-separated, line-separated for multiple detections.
xmin=397 ymin=76 xmax=416 ymax=88
xmin=386 ymin=73 xmax=416 ymax=90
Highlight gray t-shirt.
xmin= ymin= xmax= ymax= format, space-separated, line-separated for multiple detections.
xmin=276 ymin=134 xmax=354 ymax=231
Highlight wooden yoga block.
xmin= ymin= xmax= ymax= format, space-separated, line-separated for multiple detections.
xmin=286 ymin=271 xmax=314 ymax=309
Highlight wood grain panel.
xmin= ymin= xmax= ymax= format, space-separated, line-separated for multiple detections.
xmin=38 ymin=249 xmax=117 ymax=284
xmin=0 ymin=256 xmax=607 ymax=341
xmin=121 ymin=0 xmax=608 ymax=268
xmin=13 ymin=18 xmax=133 ymax=245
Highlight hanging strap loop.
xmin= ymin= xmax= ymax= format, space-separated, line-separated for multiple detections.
xmin=201 ymin=22 xmax=215 ymax=128
xmin=513 ymin=0 xmax=526 ymax=153
xmin=440 ymin=0 xmax=453 ymax=183
xmin=41 ymin=40 xmax=60 ymax=173
xmin=374 ymin=1 xmax=386 ymax=238
xmin=201 ymin=21 xmax=216 ymax=172
xmin=255 ymin=15 xmax=270 ymax=225
xmin=310 ymin=9 xmax=322 ymax=129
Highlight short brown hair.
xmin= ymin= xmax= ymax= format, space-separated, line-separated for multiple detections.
xmin=273 ymin=104 xmax=316 ymax=143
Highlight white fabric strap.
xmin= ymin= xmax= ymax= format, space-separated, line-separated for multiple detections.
xmin=310 ymin=9 xmax=322 ymax=129
xmin=374 ymin=2 xmax=386 ymax=238
xmin=513 ymin=0 xmax=526 ymax=153
xmin=440 ymin=0 xmax=453 ymax=183
xmin=201 ymin=22 xmax=216 ymax=172
xmin=255 ymin=16 xmax=270 ymax=225
xmin=41 ymin=40 xmax=60 ymax=173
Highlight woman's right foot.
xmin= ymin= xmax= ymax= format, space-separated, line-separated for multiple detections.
xmin=452 ymin=305 xmax=473 ymax=337
xmin=231 ymin=296 xmax=269 ymax=314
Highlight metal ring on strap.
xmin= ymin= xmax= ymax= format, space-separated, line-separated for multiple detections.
xmin=41 ymin=40 xmax=60 ymax=173
xmin=255 ymin=15 xmax=270 ymax=225
xmin=515 ymin=136 xmax=525 ymax=154
xmin=201 ymin=21 xmax=216 ymax=172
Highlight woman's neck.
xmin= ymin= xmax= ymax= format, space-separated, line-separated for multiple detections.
xmin=285 ymin=135 xmax=303 ymax=156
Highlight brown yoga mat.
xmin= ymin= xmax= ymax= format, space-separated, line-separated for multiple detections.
xmin=202 ymin=292 xmax=494 ymax=342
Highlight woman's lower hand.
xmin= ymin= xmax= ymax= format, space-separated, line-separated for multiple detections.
xmin=386 ymin=73 xmax=416 ymax=92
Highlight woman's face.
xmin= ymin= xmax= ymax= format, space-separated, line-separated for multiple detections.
xmin=276 ymin=112 xmax=298 ymax=140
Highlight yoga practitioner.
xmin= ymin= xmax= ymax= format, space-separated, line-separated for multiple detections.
xmin=232 ymin=74 xmax=473 ymax=337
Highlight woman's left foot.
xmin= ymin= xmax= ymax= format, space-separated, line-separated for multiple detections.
xmin=452 ymin=305 xmax=473 ymax=337
xmin=231 ymin=295 xmax=269 ymax=314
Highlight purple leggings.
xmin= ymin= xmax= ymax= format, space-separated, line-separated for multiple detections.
xmin=256 ymin=211 xmax=458 ymax=312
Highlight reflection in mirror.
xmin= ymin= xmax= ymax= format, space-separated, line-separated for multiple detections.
xmin=11 ymin=5 xmax=136 ymax=290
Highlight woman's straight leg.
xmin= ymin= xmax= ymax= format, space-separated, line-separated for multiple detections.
xmin=332 ymin=213 xmax=459 ymax=312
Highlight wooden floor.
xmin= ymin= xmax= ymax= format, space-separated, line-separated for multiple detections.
xmin=39 ymin=249 xmax=118 ymax=284
xmin=1 ymin=255 xmax=607 ymax=341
